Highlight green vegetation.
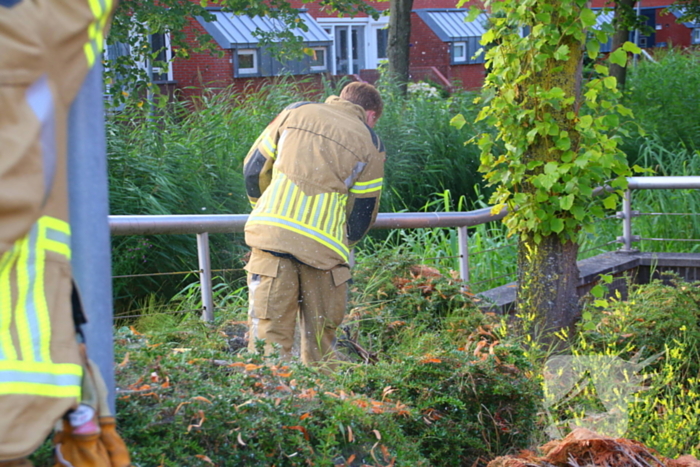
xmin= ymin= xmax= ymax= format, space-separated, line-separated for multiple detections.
xmin=92 ymin=49 xmax=700 ymax=466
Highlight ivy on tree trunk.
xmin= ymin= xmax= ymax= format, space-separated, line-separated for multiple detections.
xmin=454 ymin=0 xmax=640 ymax=337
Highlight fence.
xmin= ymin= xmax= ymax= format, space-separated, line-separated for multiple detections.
xmin=109 ymin=176 xmax=700 ymax=321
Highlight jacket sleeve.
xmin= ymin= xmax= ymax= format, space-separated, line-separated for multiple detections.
xmin=242 ymin=110 xmax=289 ymax=208
xmin=346 ymin=128 xmax=385 ymax=247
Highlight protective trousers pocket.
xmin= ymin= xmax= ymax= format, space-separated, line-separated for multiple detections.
xmin=245 ymin=250 xmax=280 ymax=320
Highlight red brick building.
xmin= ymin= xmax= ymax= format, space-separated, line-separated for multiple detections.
xmin=150 ymin=0 xmax=698 ymax=98
xmin=156 ymin=0 xmax=488 ymax=97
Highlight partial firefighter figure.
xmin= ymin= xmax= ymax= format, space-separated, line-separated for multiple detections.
xmin=0 ymin=1 xmax=133 ymax=465
xmin=243 ymin=82 xmax=385 ymax=368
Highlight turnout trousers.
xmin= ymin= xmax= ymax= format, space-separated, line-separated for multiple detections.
xmin=245 ymin=249 xmax=351 ymax=364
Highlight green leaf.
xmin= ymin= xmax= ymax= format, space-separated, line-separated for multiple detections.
xmin=580 ymin=8 xmax=597 ymax=27
xmin=594 ymin=64 xmax=609 ymax=76
xmin=622 ymin=41 xmax=642 ymax=54
xmin=571 ymin=205 xmax=585 ymax=220
xmin=578 ymin=114 xmax=593 ymax=129
xmin=554 ymin=45 xmax=570 ymax=61
xmin=200 ymin=0 xmax=208 ymax=6
xmin=609 ymin=48 xmax=628 ymax=67
xmin=450 ymin=113 xmax=467 ymax=130
xmin=481 ymin=29 xmax=496 ymax=45
xmin=591 ymin=284 xmax=606 ymax=299
xmin=559 ymin=194 xmax=575 ymax=210
xmin=550 ymin=218 xmax=564 ymax=233
xmin=603 ymin=76 xmax=617 ymax=90
xmin=556 ymin=135 xmax=571 ymax=151
xmin=603 ymin=194 xmax=618 ymax=210
xmin=536 ymin=12 xmax=551 ymax=23
xmin=464 ymin=6 xmax=481 ymax=21
xmin=586 ymin=40 xmax=600 ymax=60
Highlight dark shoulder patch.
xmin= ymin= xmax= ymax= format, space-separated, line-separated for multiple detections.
xmin=364 ymin=124 xmax=385 ymax=153
xmin=0 ymin=0 xmax=22 ymax=6
xmin=284 ymin=101 xmax=314 ymax=111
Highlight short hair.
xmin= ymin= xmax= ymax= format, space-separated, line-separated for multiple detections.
xmin=340 ymin=82 xmax=383 ymax=118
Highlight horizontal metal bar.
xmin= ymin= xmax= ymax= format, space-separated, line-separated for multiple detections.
xmin=627 ymin=176 xmax=700 ymax=190
xmin=110 ymin=207 xmax=508 ymax=236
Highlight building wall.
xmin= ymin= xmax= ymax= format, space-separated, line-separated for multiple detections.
xmin=655 ymin=8 xmax=692 ymax=47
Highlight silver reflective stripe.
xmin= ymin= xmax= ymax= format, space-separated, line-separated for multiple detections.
xmin=26 ymin=75 xmax=57 ymax=206
xmin=45 ymin=227 xmax=71 ymax=247
xmin=24 ymin=224 xmax=45 ymax=362
xmin=350 ymin=179 xmax=383 ymax=193
xmin=0 ymin=369 xmax=81 ymax=387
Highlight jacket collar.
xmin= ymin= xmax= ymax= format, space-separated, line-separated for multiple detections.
xmin=324 ymin=95 xmax=367 ymax=123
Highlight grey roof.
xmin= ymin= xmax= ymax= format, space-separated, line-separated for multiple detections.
xmin=414 ymin=9 xmax=489 ymax=42
xmin=196 ymin=10 xmax=332 ymax=49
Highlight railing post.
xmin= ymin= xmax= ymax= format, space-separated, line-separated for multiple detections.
xmin=617 ymin=189 xmax=639 ymax=253
xmin=196 ymin=232 xmax=214 ymax=322
xmin=458 ymin=225 xmax=469 ymax=286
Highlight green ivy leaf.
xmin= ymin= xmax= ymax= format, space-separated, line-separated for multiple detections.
xmin=578 ymin=114 xmax=593 ymax=129
xmin=603 ymin=194 xmax=618 ymax=210
xmin=586 ymin=40 xmax=600 ymax=60
xmin=622 ymin=41 xmax=642 ymax=54
xmin=450 ymin=113 xmax=467 ymax=130
xmin=580 ymin=8 xmax=597 ymax=27
xmin=550 ymin=218 xmax=564 ymax=233
xmin=609 ymin=48 xmax=628 ymax=67
xmin=554 ymin=45 xmax=570 ymax=61
xmin=463 ymin=5 xmax=480 ymax=20
xmin=559 ymin=194 xmax=575 ymax=210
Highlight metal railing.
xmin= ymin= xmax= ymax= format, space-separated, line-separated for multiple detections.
xmin=109 ymin=176 xmax=700 ymax=321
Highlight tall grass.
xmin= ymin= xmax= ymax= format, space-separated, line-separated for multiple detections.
xmin=622 ymin=48 xmax=700 ymax=164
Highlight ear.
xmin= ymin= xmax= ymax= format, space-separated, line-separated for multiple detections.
xmin=365 ymin=110 xmax=378 ymax=128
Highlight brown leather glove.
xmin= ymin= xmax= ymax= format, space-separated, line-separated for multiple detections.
xmin=53 ymin=418 xmax=111 ymax=467
xmin=98 ymin=417 xmax=132 ymax=467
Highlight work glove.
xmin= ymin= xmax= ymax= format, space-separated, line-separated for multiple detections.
xmin=53 ymin=347 xmax=133 ymax=467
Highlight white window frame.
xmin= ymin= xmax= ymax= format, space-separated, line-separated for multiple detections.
xmin=310 ymin=47 xmax=327 ymax=71
xmin=692 ymin=28 xmax=700 ymax=45
xmin=316 ymin=17 xmax=389 ymax=74
xmin=237 ymin=49 xmax=258 ymax=75
xmin=453 ymin=41 xmax=467 ymax=63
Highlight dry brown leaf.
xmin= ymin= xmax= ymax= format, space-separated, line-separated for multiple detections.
xmin=194 ymin=454 xmax=215 ymax=465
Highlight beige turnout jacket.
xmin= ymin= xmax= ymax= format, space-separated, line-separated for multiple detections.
xmin=0 ymin=0 xmax=114 ymax=459
xmin=243 ymin=96 xmax=386 ymax=270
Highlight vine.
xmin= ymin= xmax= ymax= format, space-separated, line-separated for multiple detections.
xmin=454 ymin=0 xmax=642 ymax=244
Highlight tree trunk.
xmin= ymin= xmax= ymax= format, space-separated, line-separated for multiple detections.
xmin=515 ymin=7 xmax=585 ymax=338
xmin=387 ymin=0 xmax=414 ymax=94
xmin=517 ymin=234 xmax=581 ymax=337
xmin=609 ymin=0 xmax=637 ymax=90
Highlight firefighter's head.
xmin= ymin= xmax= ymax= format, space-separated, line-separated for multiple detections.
xmin=340 ymin=82 xmax=383 ymax=128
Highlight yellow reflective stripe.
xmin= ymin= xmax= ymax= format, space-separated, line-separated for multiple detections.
xmin=260 ymin=135 xmax=277 ymax=159
xmin=0 ymin=383 xmax=80 ymax=398
xmin=85 ymin=0 xmax=111 ymax=67
xmin=0 ymin=248 xmax=19 ymax=361
xmin=38 ymin=216 xmax=71 ymax=259
xmin=14 ymin=236 xmax=34 ymax=362
xmin=350 ymin=177 xmax=383 ymax=194
xmin=248 ymin=216 xmax=349 ymax=261
xmin=32 ymin=232 xmax=52 ymax=364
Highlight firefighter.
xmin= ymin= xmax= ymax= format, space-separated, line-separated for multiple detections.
xmin=0 ymin=1 xmax=131 ymax=465
xmin=243 ymin=82 xmax=385 ymax=365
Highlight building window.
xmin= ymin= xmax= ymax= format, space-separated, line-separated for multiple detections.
xmin=237 ymin=49 xmax=258 ymax=74
xmin=310 ymin=47 xmax=327 ymax=70
xmin=150 ymin=33 xmax=173 ymax=82
xmin=453 ymin=42 xmax=467 ymax=62
xmin=693 ymin=28 xmax=700 ymax=45
xmin=376 ymin=28 xmax=388 ymax=59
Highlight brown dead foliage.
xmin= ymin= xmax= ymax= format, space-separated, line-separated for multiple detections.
xmin=488 ymin=428 xmax=700 ymax=467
